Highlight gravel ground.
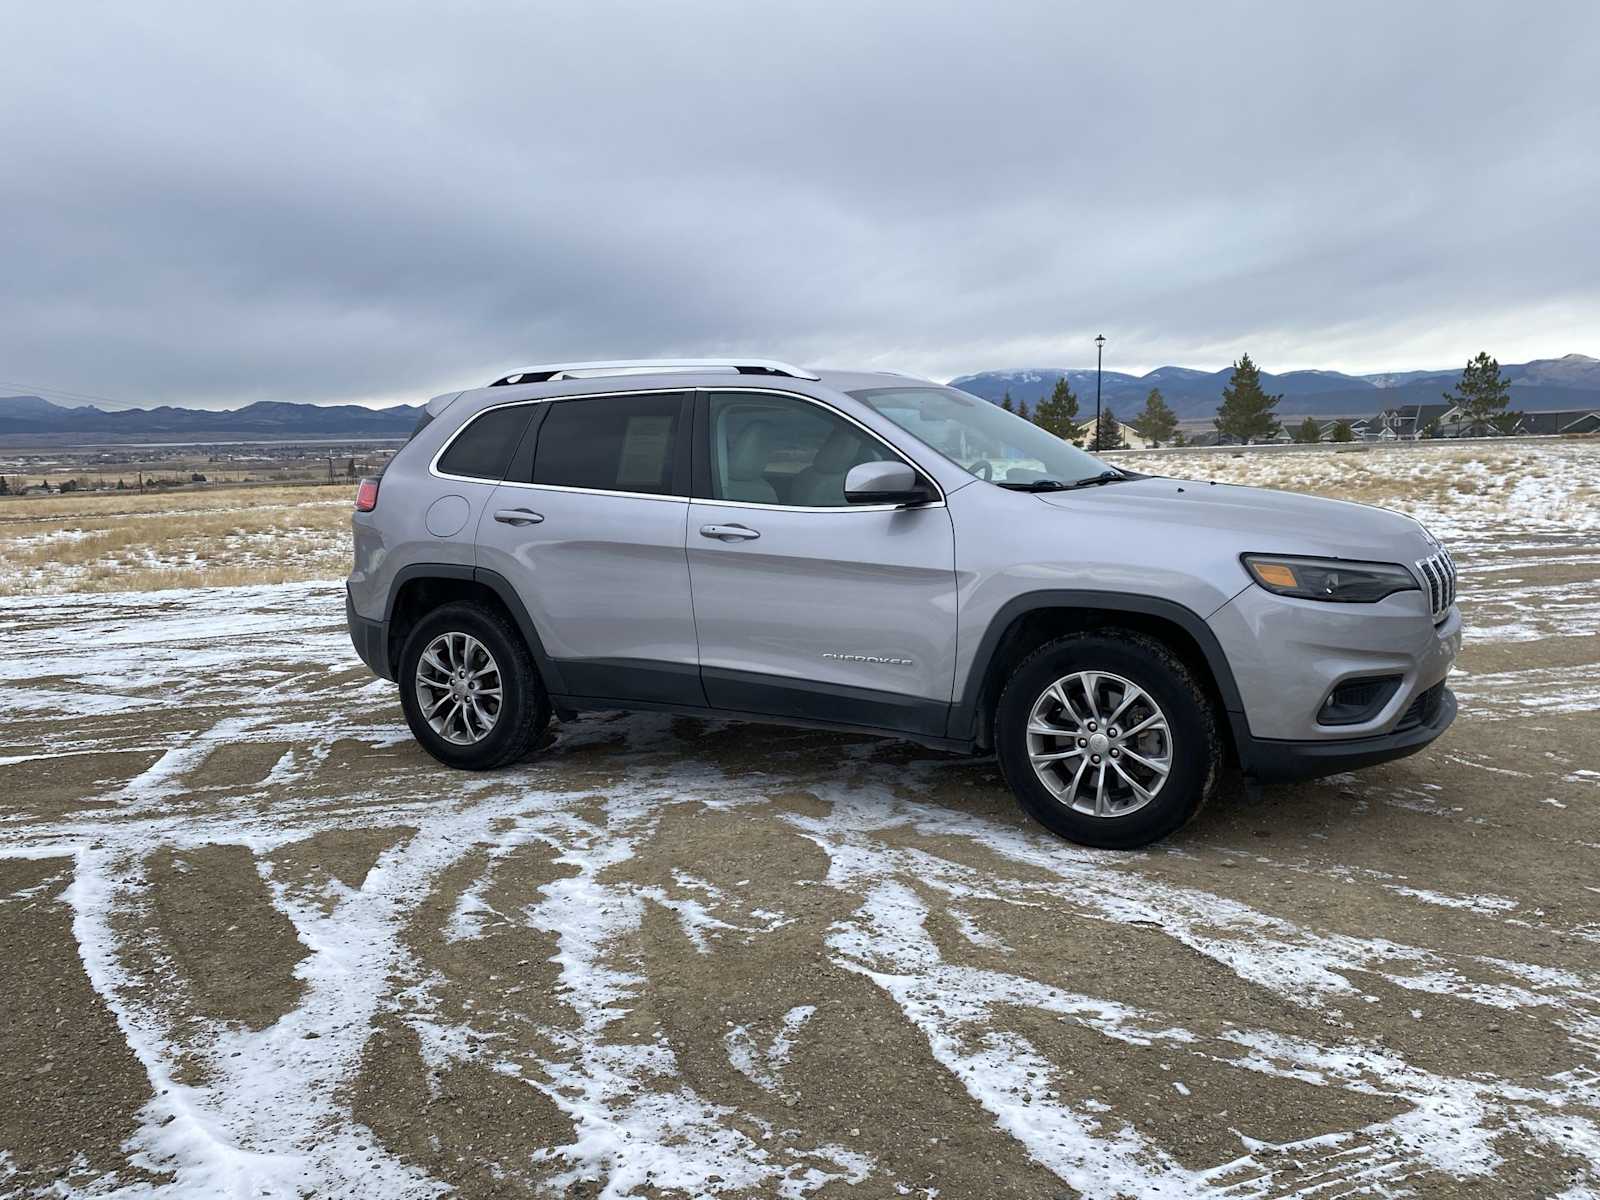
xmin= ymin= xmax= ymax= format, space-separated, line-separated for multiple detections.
xmin=2 ymin=455 xmax=1598 ymax=1198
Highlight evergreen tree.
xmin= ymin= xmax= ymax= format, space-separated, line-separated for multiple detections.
xmin=1033 ymin=375 xmax=1080 ymax=440
xmin=1000 ymin=390 xmax=1015 ymax=414
xmin=1016 ymin=398 xmax=1031 ymax=422
xmin=1214 ymin=353 xmax=1283 ymax=444
xmin=1094 ymin=406 xmax=1126 ymax=450
xmin=0 ymin=475 xmax=8 ymax=496
xmin=1443 ymin=351 xmax=1514 ymax=434
xmin=1172 ymin=430 xmax=1188 ymax=447
xmin=1294 ymin=416 xmax=1322 ymax=444
xmin=1128 ymin=388 xmax=1178 ymax=447
xmin=1330 ymin=419 xmax=1355 ymax=443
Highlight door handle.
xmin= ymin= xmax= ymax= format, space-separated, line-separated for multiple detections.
xmin=699 ymin=523 xmax=760 ymax=541
xmin=494 ymin=508 xmax=544 ymax=526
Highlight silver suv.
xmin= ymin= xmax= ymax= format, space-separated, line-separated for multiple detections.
xmin=347 ymin=359 xmax=1460 ymax=848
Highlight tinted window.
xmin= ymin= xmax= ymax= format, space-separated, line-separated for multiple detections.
xmin=437 ymin=404 xmax=535 ymax=481
xmin=707 ymin=393 xmax=898 ymax=507
xmin=532 ymin=393 xmax=683 ymax=495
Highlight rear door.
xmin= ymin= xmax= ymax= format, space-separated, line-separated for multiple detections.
xmin=472 ymin=390 xmax=704 ymax=706
xmin=684 ymin=389 xmax=958 ymax=737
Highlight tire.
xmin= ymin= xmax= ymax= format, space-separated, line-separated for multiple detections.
xmin=397 ymin=601 xmax=551 ymax=770
xmin=994 ymin=630 xmax=1220 ymax=849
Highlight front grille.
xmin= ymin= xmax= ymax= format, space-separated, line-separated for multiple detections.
xmin=1396 ymin=681 xmax=1446 ymax=732
xmin=1416 ymin=548 xmax=1457 ymax=621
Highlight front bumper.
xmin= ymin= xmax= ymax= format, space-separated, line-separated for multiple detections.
xmin=1208 ymin=583 xmax=1461 ymax=742
xmin=1238 ymin=685 xmax=1456 ymax=783
xmin=346 ymin=586 xmax=393 ymax=680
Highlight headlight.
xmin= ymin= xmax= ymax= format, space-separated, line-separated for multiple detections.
xmin=1242 ymin=555 xmax=1419 ymax=603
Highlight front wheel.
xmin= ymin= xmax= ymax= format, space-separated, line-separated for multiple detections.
xmin=397 ymin=602 xmax=550 ymax=770
xmin=994 ymin=631 xmax=1219 ymax=849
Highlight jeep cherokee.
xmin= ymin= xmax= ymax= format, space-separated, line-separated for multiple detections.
xmin=347 ymin=359 xmax=1460 ymax=848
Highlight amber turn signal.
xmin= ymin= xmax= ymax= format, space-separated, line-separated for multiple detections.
xmin=1251 ymin=561 xmax=1299 ymax=589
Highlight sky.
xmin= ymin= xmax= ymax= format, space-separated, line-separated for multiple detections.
xmin=3 ymin=1 xmax=1598 ymax=411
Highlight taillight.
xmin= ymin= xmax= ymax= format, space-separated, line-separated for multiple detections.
xmin=354 ymin=476 xmax=380 ymax=512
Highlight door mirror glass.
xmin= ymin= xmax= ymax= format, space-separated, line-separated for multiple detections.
xmin=844 ymin=460 xmax=927 ymax=505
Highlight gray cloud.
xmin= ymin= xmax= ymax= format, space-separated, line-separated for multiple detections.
xmin=4 ymin=0 xmax=1598 ymax=408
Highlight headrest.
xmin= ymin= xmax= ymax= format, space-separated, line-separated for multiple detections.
xmin=812 ymin=428 xmax=859 ymax=472
xmin=728 ymin=421 xmax=772 ymax=480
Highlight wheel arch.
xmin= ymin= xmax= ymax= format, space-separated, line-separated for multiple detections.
xmin=384 ymin=564 xmax=566 ymax=693
xmin=951 ymin=591 xmax=1247 ymax=760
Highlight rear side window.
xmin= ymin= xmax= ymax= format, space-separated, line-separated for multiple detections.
xmin=531 ymin=393 xmax=683 ymax=495
xmin=437 ymin=405 xmax=536 ymax=481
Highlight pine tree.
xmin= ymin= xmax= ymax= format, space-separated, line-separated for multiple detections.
xmin=1330 ymin=419 xmax=1355 ymax=443
xmin=1172 ymin=430 xmax=1188 ymax=447
xmin=1129 ymin=388 xmax=1178 ymax=447
xmin=1033 ymin=375 xmax=1080 ymax=441
xmin=1016 ymin=398 xmax=1031 ymax=422
xmin=0 ymin=475 xmax=9 ymax=496
xmin=1000 ymin=390 xmax=1015 ymax=414
xmin=1214 ymin=353 xmax=1283 ymax=444
xmin=1094 ymin=406 xmax=1127 ymax=450
xmin=1295 ymin=416 xmax=1322 ymax=444
xmin=1444 ymin=351 xmax=1514 ymax=435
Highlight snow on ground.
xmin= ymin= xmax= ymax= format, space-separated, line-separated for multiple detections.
xmin=1113 ymin=438 xmax=1600 ymax=546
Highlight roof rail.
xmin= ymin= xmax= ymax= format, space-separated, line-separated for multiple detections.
xmin=489 ymin=358 xmax=820 ymax=387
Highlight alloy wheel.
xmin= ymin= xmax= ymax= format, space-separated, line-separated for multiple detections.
xmin=1025 ymin=670 xmax=1172 ymax=818
xmin=415 ymin=632 xmax=502 ymax=745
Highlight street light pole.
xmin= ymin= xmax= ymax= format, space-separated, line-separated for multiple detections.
xmin=1093 ymin=334 xmax=1106 ymax=451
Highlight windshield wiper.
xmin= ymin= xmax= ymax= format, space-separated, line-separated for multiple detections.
xmin=996 ymin=479 xmax=1071 ymax=492
xmin=1060 ymin=470 xmax=1127 ymax=490
xmin=996 ymin=470 xmax=1129 ymax=493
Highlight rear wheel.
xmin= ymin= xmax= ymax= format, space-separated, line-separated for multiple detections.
xmin=995 ymin=631 xmax=1219 ymax=849
xmin=398 ymin=602 xmax=549 ymax=770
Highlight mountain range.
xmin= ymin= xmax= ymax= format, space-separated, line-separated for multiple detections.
xmin=948 ymin=353 xmax=1600 ymax=422
xmin=0 ymin=396 xmax=423 ymax=443
xmin=2 ymin=353 xmax=1597 ymax=440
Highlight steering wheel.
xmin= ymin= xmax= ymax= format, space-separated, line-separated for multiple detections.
xmin=969 ymin=459 xmax=994 ymax=481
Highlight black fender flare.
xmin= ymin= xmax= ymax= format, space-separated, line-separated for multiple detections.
xmin=948 ymin=589 xmax=1249 ymax=751
xmin=384 ymin=563 xmax=567 ymax=693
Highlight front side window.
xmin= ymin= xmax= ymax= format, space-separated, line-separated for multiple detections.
xmin=530 ymin=392 xmax=683 ymax=495
xmin=850 ymin=386 xmax=1112 ymax=487
xmin=437 ymin=404 xmax=537 ymax=481
xmin=707 ymin=393 xmax=900 ymax=507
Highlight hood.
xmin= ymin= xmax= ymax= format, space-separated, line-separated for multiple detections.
xmin=1034 ymin=476 xmax=1440 ymax=563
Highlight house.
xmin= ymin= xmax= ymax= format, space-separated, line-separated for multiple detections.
xmin=1371 ymin=402 xmax=1454 ymax=440
xmin=1422 ymin=406 xmax=1600 ymax=438
xmin=1073 ymin=417 xmax=1161 ymax=449
xmin=1510 ymin=409 xmax=1600 ymax=436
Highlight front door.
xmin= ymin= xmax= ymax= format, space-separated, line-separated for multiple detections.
xmin=685 ymin=389 xmax=958 ymax=737
xmin=474 ymin=389 xmax=704 ymax=706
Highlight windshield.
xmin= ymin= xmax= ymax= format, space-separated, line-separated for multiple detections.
xmin=849 ymin=386 xmax=1113 ymax=486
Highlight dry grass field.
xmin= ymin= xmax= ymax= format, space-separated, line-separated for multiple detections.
xmin=0 ymin=483 xmax=352 ymax=595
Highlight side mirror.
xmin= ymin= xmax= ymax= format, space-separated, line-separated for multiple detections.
xmin=844 ymin=460 xmax=931 ymax=506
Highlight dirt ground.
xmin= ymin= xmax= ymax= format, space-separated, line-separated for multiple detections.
xmin=2 ymin=487 xmax=1599 ymax=1196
